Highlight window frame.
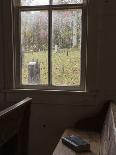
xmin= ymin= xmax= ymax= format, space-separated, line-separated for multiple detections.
xmin=14 ymin=0 xmax=87 ymax=91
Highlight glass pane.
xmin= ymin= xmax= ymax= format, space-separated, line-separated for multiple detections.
xmin=21 ymin=0 xmax=49 ymax=6
xmin=52 ymin=9 xmax=82 ymax=86
xmin=53 ymin=0 xmax=83 ymax=5
xmin=21 ymin=11 xmax=48 ymax=85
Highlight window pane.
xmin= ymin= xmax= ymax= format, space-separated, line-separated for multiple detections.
xmin=21 ymin=0 xmax=49 ymax=6
xmin=53 ymin=0 xmax=83 ymax=5
xmin=21 ymin=11 xmax=48 ymax=85
xmin=52 ymin=9 xmax=82 ymax=86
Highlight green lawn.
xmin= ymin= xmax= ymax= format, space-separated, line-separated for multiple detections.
xmin=22 ymin=48 xmax=81 ymax=86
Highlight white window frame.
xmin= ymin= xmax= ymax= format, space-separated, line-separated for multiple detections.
xmin=13 ymin=0 xmax=87 ymax=91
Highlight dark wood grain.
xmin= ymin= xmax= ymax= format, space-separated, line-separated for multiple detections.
xmin=101 ymin=103 xmax=116 ymax=155
xmin=0 ymin=97 xmax=32 ymax=118
xmin=0 ymin=97 xmax=32 ymax=155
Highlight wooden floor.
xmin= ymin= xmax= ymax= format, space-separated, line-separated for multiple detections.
xmin=53 ymin=129 xmax=101 ymax=155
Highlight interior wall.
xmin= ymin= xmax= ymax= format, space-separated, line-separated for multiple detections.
xmin=6 ymin=91 xmax=100 ymax=155
xmin=0 ymin=0 xmax=4 ymax=105
xmin=0 ymin=0 xmax=116 ymax=155
xmin=98 ymin=0 xmax=116 ymax=91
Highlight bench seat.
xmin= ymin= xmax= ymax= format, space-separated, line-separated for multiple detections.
xmin=53 ymin=129 xmax=100 ymax=155
xmin=53 ymin=103 xmax=116 ymax=155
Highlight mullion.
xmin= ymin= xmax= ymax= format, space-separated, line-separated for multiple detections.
xmin=51 ymin=4 xmax=83 ymax=9
xmin=50 ymin=0 xmax=53 ymax=5
xmin=19 ymin=4 xmax=83 ymax=11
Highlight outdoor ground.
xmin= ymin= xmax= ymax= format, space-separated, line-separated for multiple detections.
xmin=22 ymin=48 xmax=81 ymax=86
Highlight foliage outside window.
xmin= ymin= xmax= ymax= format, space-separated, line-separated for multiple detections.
xmin=15 ymin=0 xmax=86 ymax=89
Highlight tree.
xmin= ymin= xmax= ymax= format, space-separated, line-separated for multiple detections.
xmin=21 ymin=11 xmax=48 ymax=52
xmin=52 ymin=10 xmax=81 ymax=49
xmin=21 ymin=5 xmax=82 ymax=52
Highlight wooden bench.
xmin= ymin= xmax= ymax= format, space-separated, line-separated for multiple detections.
xmin=53 ymin=129 xmax=100 ymax=155
xmin=53 ymin=103 xmax=116 ymax=155
xmin=0 ymin=97 xmax=32 ymax=155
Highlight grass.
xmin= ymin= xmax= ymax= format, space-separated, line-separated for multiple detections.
xmin=22 ymin=48 xmax=81 ymax=86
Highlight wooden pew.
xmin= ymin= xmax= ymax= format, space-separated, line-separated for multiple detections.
xmin=53 ymin=129 xmax=100 ymax=155
xmin=0 ymin=97 xmax=32 ymax=155
xmin=53 ymin=102 xmax=116 ymax=155
xmin=101 ymin=103 xmax=116 ymax=155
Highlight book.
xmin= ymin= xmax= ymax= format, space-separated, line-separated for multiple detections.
xmin=62 ymin=135 xmax=90 ymax=152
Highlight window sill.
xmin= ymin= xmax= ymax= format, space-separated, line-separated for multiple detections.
xmin=2 ymin=89 xmax=96 ymax=96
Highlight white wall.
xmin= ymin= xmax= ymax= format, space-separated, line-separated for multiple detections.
xmin=1 ymin=0 xmax=116 ymax=154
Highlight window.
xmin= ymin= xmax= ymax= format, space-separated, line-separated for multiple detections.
xmin=15 ymin=0 xmax=87 ymax=90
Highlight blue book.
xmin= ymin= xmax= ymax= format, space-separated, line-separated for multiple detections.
xmin=62 ymin=135 xmax=90 ymax=152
